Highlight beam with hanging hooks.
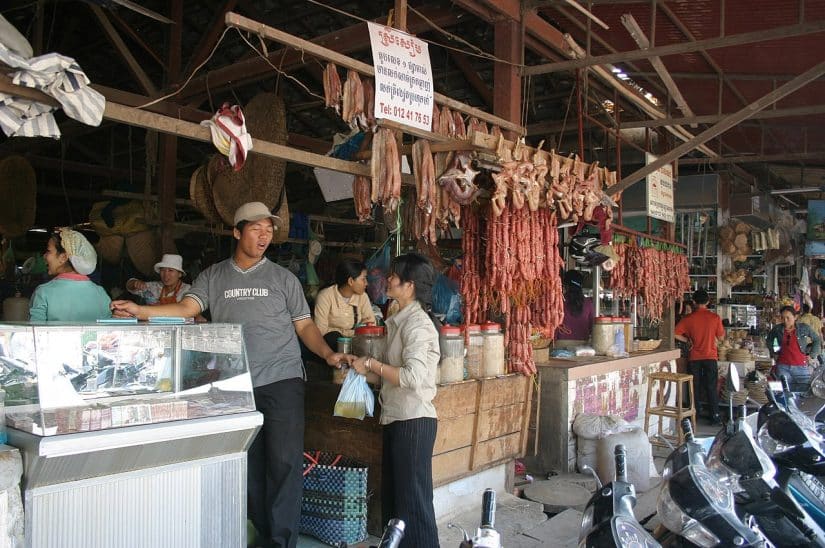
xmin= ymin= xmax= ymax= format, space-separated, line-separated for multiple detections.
xmin=224 ymin=11 xmax=525 ymax=135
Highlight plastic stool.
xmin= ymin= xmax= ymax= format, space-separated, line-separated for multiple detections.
xmin=644 ymin=371 xmax=696 ymax=447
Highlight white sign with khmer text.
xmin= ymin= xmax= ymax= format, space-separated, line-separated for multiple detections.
xmin=645 ymin=152 xmax=675 ymax=223
xmin=367 ymin=22 xmax=434 ymax=132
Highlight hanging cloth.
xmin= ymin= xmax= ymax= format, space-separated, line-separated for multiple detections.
xmin=200 ymin=103 xmax=253 ymax=171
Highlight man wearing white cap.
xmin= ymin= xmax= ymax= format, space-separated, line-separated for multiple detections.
xmin=111 ymin=201 xmax=352 ymax=548
xmin=126 ymin=254 xmax=190 ymax=305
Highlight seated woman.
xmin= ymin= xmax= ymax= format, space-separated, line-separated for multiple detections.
xmin=29 ymin=228 xmax=111 ymax=321
xmin=554 ymin=270 xmax=595 ymax=347
xmin=313 ymin=259 xmax=376 ymax=348
xmin=126 ymin=254 xmax=190 ymax=304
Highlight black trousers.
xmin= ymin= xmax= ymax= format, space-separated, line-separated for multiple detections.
xmin=382 ymin=417 xmax=440 ymax=548
xmin=689 ymin=359 xmax=719 ymax=418
xmin=247 ymin=378 xmax=305 ymax=548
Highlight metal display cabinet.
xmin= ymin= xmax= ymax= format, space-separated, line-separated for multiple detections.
xmin=0 ymin=322 xmax=262 ymax=548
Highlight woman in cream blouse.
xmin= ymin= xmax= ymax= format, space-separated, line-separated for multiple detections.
xmin=313 ymin=259 xmax=376 ymax=347
xmin=350 ymin=253 xmax=440 ymax=547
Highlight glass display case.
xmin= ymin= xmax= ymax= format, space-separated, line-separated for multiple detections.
xmin=0 ymin=323 xmax=255 ymax=436
xmin=0 ymin=322 xmax=262 ymax=548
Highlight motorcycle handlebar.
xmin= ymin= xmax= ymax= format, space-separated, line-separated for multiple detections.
xmin=481 ymin=488 xmax=496 ymax=529
xmin=377 ymin=519 xmax=405 ymax=548
xmin=681 ymin=418 xmax=694 ymax=442
xmin=614 ymin=444 xmax=627 ymax=483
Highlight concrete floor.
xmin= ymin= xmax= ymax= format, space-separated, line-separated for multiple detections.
xmin=295 ymin=395 xmax=824 ymax=546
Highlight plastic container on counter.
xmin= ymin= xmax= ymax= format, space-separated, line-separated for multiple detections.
xmin=592 ymin=316 xmax=615 ymax=355
xmin=439 ymin=325 xmax=465 ymax=384
xmin=333 ymin=337 xmax=352 ymax=385
xmin=464 ymin=324 xmax=483 ymax=379
xmin=621 ymin=318 xmax=633 ymax=354
xmin=352 ymin=325 xmax=387 ymax=363
xmin=481 ymin=322 xmax=505 ymax=377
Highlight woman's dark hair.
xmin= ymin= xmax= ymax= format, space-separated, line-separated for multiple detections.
xmin=780 ymin=305 xmax=797 ymax=316
xmin=563 ymin=270 xmax=584 ymax=315
xmin=389 ymin=253 xmax=441 ymax=329
xmin=390 ymin=253 xmax=435 ymax=307
xmin=335 ymin=259 xmax=367 ymax=288
xmin=51 ymin=230 xmax=66 ymax=255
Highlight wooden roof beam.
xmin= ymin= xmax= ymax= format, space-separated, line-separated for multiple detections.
xmin=177 ymin=4 xmax=459 ymax=102
xmin=622 ymin=104 xmax=825 ymax=129
xmin=108 ymin=10 xmax=167 ymax=70
xmin=680 ymin=152 xmax=825 ymax=165
xmin=524 ymin=19 xmax=825 ymax=75
xmin=224 ymin=11 xmax=524 ymax=134
xmin=183 ymin=0 xmax=239 ymax=77
xmin=448 ymin=51 xmax=493 ymax=109
xmin=607 ymin=58 xmax=825 ymax=195
xmin=621 ymin=13 xmax=695 ymax=124
xmin=89 ymin=5 xmax=158 ymax=95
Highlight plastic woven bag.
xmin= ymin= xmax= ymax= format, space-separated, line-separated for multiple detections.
xmin=333 ymin=370 xmax=374 ymax=420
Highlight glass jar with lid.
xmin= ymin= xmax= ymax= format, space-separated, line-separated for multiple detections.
xmin=481 ymin=322 xmax=505 ymax=377
xmin=464 ymin=324 xmax=483 ymax=379
xmin=352 ymin=325 xmax=387 ymax=363
xmin=439 ymin=326 xmax=465 ymax=384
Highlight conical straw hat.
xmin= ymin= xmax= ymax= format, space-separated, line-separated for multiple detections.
xmin=125 ymin=229 xmax=162 ymax=276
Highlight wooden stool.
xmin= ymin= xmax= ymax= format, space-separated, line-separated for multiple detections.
xmin=644 ymin=371 xmax=696 ymax=447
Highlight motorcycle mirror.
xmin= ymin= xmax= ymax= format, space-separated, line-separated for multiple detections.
xmin=727 ymin=365 xmax=741 ymax=393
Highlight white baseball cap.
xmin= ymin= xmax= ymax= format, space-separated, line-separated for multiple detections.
xmin=154 ymin=254 xmax=185 ymax=274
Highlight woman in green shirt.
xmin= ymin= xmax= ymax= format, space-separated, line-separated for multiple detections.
xmin=29 ymin=228 xmax=111 ymax=322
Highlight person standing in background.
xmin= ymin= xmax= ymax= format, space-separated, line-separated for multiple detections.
xmin=767 ymin=305 xmax=821 ymax=393
xmin=798 ymin=303 xmax=823 ymax=364
xmin=674 ymin=289 xmax=725 ymax=425
xmin=554 ymin=270 xmax=595 ymax=346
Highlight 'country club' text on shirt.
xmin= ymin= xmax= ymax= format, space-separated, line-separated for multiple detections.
xmin=224 ymin=288 xmax=270 ymax=299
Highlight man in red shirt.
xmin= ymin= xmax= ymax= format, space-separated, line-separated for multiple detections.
xmin=674 ymin=289 xmax=726 ymax=425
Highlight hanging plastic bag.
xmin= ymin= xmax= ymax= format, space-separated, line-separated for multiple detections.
xmin=333 ymin=370 xmax=374 ymax=420
xmin=366 ymin=241 xmax=392 ymax=305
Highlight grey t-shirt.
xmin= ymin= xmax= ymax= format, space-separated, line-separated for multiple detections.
xmin=184 ymin=258 xmax=311 ymax=387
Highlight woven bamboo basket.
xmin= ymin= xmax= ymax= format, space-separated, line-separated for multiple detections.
xmin=190 ymin=164 xmax=222 ymax=224
xmin=636 ymin=339 xmax=661 ymax=351
xmin=96 ymin=234 xmax=124 ymax=265
xmin=125 ymin=230 xmax=161 ymax=277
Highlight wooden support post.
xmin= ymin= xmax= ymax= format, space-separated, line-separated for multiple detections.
xmin=493 ymin=19 xmax=523 ymax=140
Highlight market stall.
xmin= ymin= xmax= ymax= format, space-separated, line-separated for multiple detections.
xmin=531 ymin=348 xmax=680 ymax=474
xmin=0 ymin=322 xmax=262 ymax=548
xmin=304 ymin=372 xmax=531 ymax=535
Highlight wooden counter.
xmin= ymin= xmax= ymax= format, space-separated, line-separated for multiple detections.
xmin=304 ymin=373 xmax=532 ymax=535
xmin=527 ymin=348 xmax=680 ymax=474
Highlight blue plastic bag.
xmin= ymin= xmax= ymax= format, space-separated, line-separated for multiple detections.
xmin=432 ymin=274 xmax=462 ymax=325
xmin=333 ymin=370 xmax=374 ymax=420
xmin=366 ymin=243 xmax=392 ymax=306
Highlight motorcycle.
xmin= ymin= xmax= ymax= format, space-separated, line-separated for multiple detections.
xmin=704 ymin=370 xmax=824 ymax=546
xmin=754 ymin=375 xmax=825 ymax=538
xmin=578 ymin=444 xmax=660 ymax=547
xmin=449 ymin=488 xmax=501 ymax=548
xmin=657 ymin=415 xmax=772 ymax=547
